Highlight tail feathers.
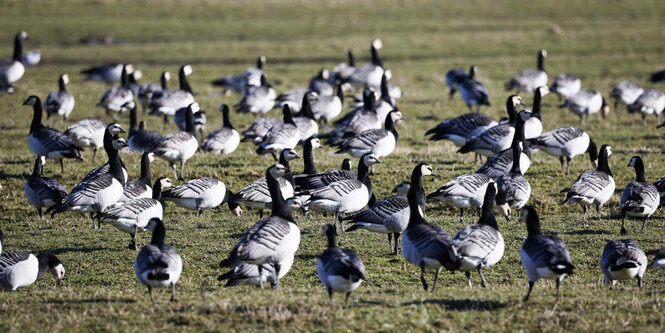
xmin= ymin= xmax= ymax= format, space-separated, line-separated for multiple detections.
xmin=621 ymin=203 xmax=645 ymax=214
xmin=650 ymin=70 xmax=665 ymax=83
xmin=457 ymin=144 xmax=473 ymax=154
xmin=219 ymin=256 xmax=238 ymax=268
xmin=550 ymin=262 xmax=575 ymax=275
xmin=256 ymin=145 xmax=271 ymax=155
xmin=46 ymin=203 xmax=69 ymax=217
xmin=211 ymin=78 xmax=230 ymax=86
xmin=147 ymin=272 xmax=170 ymax=281
xmin=611 ymin=261 xmax=639 ymax=271
xmin=504 ymin=80 xmax=516 ymax=91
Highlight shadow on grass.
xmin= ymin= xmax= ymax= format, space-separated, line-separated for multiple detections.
xmin=560 ymin=229 xmax=608 ymax=235
xmin=52 ymin=247 xmax=107 ymax=254
xmin=401 ymin=298 xmax=509 ymax=311
xmin=45 ymin=298 xmax=136 ymax=304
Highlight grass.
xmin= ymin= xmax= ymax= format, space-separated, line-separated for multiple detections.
xmin=2 ymin=0 xmax=665 ymax=331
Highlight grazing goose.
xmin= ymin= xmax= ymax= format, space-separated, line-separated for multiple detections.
xmin=153 ymin=103 xmax=199 ymax=179
xmin=561 ymin=144 xmax=614 ymax=219
xmin=81 ymin=63 xmax=123 ymax=84
xmin=332 ymin=50 xmax=356 ymax=82
xmin=256 ymin=105 xmax=299 ymax=156
xmin=505 ymin=49 xmax=548 ymax=93
xmin=138 ymin=71 xmax=170 ymax=113
xmin=647 ymin=246 xmax=665 ymax=270
xmin=175 ymin=104 xmax=206 ymax=140
xmin=459 ymin=66 xmax=490 ymax=112
xmin=495 ymin=143 xmax=531 ymax=220
xmin=528 ymin=127 xmax=598 ymax=175
xmin=334 ymin=111 xmax=402 ymax=159
xmin=44 ymin=74 xmax=75 ymax=121
xmin=201 ymin=105 xmax=240 ymax=156
xmin=392 ymin=181 xmax=411 ymax=195
xmin=402 ymin=162 xmax=461 ymax=291
xmin=628 ymin=89 xmax=665 ymax=125
xmin=25 ymin=96 xmax=82 ymax=173
xmin=241 ymin=117 xmax=282 ymax=143
xmin=73 ymin=123 xmax=128 ymax=187
xmin=24 ymin=156 xmax=67 ymax=218
xmin=309 ymin=69 xmax=335 ymax=96
xmin=0 ymin=31 xmax=28 ymax=94
xmin=310 ymin=83 xmax=345 ymax=124
xmin=276 ymin=88 xmax=307 ymax=114
xmin=620 ymin=156 xmax=659 ymax=235
xmin=427 ymin=173 xmax=492 ymax=223
xmin=211 ymin=56 xmax=265 ymax=95
xmin=454 ymin=183 xmax=504 ymax=287
xmin=653 ymin=175 xmax=665 ymax=205
xmin=476 ymin=111 xmax=532 ymax=179
xmin=0 ymin=250 xmax=64 ymax=291
xmin=560 ymin=89 xmax=609 ymax=124
xmin=519 ymin=206 xmax=574 ymax=303
xmin=149 ymin=65 xmax=195 ymax=125
xmin=524 ymin=86 xmax=548 ymax=139
xmin=134 ymin=218 xmax=182 ymax=302
xmin=348 ymin=39 xmax=386 ymax=89
xmin=218 ymin=259 xmax=293 ymax=288
xmin=65 ymin=119 xmax=107 ymax=163
xmin=549 ymin=73 xmax=581 ymax=102
xmin=345 ymin=163 xmax=433 ymax=255
xmin=445 ymin=67 xmax=469 ymax=99
xmin=98 ymin=64 xmax=134 ymax=115
xmin=219 ymin=164 xmax=301 ymax=289
xmin=126 ymin=101 xmax=164 ymax=153
xmin=426 ymin=112 xmax=498 ymax=147
xmin=293 ymin=93 xmax=319 ymax=142
xmin=650 ymin=68 xmax=665 ymax=83
xmin=295 ymin=158 xmax=356 ymax=191
xmin=600 ymin=239 xmax=647 ymax=287
xmin=610 ymin=81 xmax=644 ymax=113
xmin=317 ymin=224 xmax=366 ymax=304
xmin=163 ymin=177 xmax=240 ymax=217
xmin=100 ymin=178 xmax=172 ymax=250
xmin=235 ymin=74 xmax=276 ymax=115
xmin=117 ymin=152 xmax=155 ymax=204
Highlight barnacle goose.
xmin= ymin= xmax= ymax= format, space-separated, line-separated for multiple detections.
xmin=201 ymin=104 xmax=240 ymax=156
xmin=454 ymin=183 xmax=504 ymax=287
xmin=219 ymin=164 xmax=301 ymax=289
xmin=153 ymin=103 xmax=199 ymax=179
xmin=317 ymin=224 xmax=366 ymax=304
xmin=650 ymin=68 xmax=665 ymax=83
xmin=163 ymin=177 xmax=239 ymax=217
xmin=519 ymin=206 xmax=574 ymax=303
xmin=402 ymin=162 xmax=461 ymax=291
xmin=309 ymin=69 xmax=335 ymax=96
xmin=628 ymin=89 xmax=665 ymax=125
xmin=345 ymin=163 xmax=432 ymax=255
xmin=528 ymin=127 xmax=597 ymax=175
xmin=65 ymin=119 xmax=107 ymax=163
xmin=138 ymin=71 xmax=170 ymax=113
xmin=256 ymin=105 xmax=299 ymax=156
xmin=293 ymin=93 xmax=319 ymax=142
xmin=476 ymin=111 xmax=532 ymax=179
xmin=44 ymin=74 xmax=75 ymax=122
xmin=175 ymin=105 xmax=206 ymax=141
xmin=117 ymin=152 xmax=155 ymax=204
xmin=241 ymin=117 xmax=282 ymax=143
xmin=127 ymin=70 xmax=143 ymax=96
xmin=295 ymin=158 xmax=356 ymax=191
xmin=610 ymin=81 xmax=644 ymax=113
xmin=310 ymin=83 xmax=345 ymax=124
xmin=523 ymin=86 xmax=549 ymax=139
xmin=235 ymin=74 xmax=276 ymax=115
xmin=296 ymin=137 xmax=322 ymax=176
xmin=0 ymin=250 xmax=64 ymax=291
xmin=25 ymin=95 xmax=82 ymax=173
xmin=98 ymin=64 xmax=134 ymax=116
xmin=22 ymin=49 xmax=40 ymax=67
xmin=332 ymin=50 xmax=356 ymax=82
xmin=549 ymin=73 xmax=581 ymax=102
xmin=0 ymin=31 xmax=28 ymax=94
xmin=135 ymin=218 xmax=182 ymax=301
xmin=324 ymin=88 xmax=391 ymax=144
xmin=647 ymin=246 xmax=665 ymax=270
xmin=459 ymin=66 xmax=490 ymax=112
xmin=426 ymin=112 xmax=498 ymax=147
xmin=81 ymin=63 xmax=123 ymax=84
xmin=126 ymin=101 xmax=164 ymax=153
xmin=24 ymin=156 xmax=67 ymax=218
xmin=620 ymin=156 xmax=659 ymax=235
xmin=495 ymin=143 xmax=531 ymax=220
xmin=149 ymin=65 xmax=195 ymax=126
xmin=347 ymin=39 xmax=385 ymax=89
xmin=561 ymin=144 xmax=614 ymax=219
xmin=276 ymin=88 xmax=307 ymax=114
xmin=560 ymin=89 xmax=609 ymax=124
xmin=218 ymin=259 xmax=294 ymax=288
xmin=445 ymin=67 xmax=469 ymax=99
xmin=211 ymin=56 xmax=265 ymax=95
xmin=392 ymin=181 xmax=411 ymax=195
xmin=505 ymin=49 xmax=548 ymax=93
xmin=100 ymin=178 xmax=172 ymax=250
xmin=73 ymin=124 xmax=128 ymax=187
xmin=426 ymin=172 xmax=492 ymax=223
xmin=600 ymin=239 xmax=647 ymax=287
xmin=334 ymin=110 xmax=402 ymax=159
xmin=653 ymin=175 xmax=665 ymax=205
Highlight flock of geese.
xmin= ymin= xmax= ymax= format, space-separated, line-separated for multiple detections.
xmin=2 ymin=30 xmax=665 ymax=305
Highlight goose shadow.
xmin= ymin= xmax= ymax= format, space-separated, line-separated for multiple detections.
xmin=0 ymin=159 xmax=30 ymax=165
xmin=560 ymin=229 xmax=608 ymax=236
xmin=295 ymin=254 xmax=318 ymax=261
xmin=401 ymin=298 xmax=509 ymax=311
xmin=51 ymin=247 xmax=107 ymax=254
xmin=45 ymin=298 xmax=136 ymax=304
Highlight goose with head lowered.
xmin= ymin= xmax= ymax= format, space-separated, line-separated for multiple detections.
xmin=549 ymin=73 xmax=581 ymax=103
xmin=459 ymin=65 xmax=490 ymax=112
xmin=117 ymin=152 xmax=156 ymax=204
xmin=149 ymin=64 xmax=195 ymax=126
xmin=45 ymin=74 xmax=75 ymax=122
xmin=152 ymin=103 xmax=199 ymax=180
xmin=65 ymin=119 xmax=107 ymax=163
xmin=293 ymin=93 xmax=319 ymax=142
xmin=294 ymin=158 xmax=356 ymax=192
xmin=24 ymin=156 xmax=67 ymax=218
xmin=0 ymin=250 xmax=64 ymax=291
xmin=201 ymin=104 xmax=240 ymax=156
xmin=610 ymin=81 xmax=643 ymax=113
xmin=256 ymin=105 xmax=299 ymax=156
xmin=334 ymin=110 xmax=403 ymax=160
xmin=97 ymin=64 xmax=134 ymax=116
xmin=125 ymin=101 xmax=164 ymax=153
xmin=137 ymin=71 xmax=170 ymax=113
xmin=25 ymin=95 xmax=82 ymax=173
xmin=505 ymin=49 xmax=548 ymax=93
xmin=0 ymin=31 xmax=28 ymax=94
xmin=528 ymin=127 xmax=597 ymax=175
xmin=135 ymin=218 xmax=182 ymax=302
xmin=561 ymin=144 xmax=614 ymax=219
xmin=628 ymin=89 xmax=665 ymax=126
xmin=476 ymin=110 xmax=532 ymax=179
xmin=81 ymin=63 xmax=123 ymax=84
xmin=560 ymin=89 xmax=609 ymax=125
xmin=445 ymin=67 xmax=469 ymax=100
xmin=427 ymin=172 xmax=492 ymax=223
xmin=163 ymin=177 xmax=240 ymax=217
xmin=402 ymin=162 xmax=461 ymax=291
xmin=647 ymin=245 xmax=665 ymax=270
xmin=317 ymin=224 xmax=366 ymax=305
xmin=211 ymin=56 xmax=265 ymax=96
xmin=425 ymin=112 xmax=498 ymax=148
xmin=620 ymin=156 xmax=659 ymax=235
xmin=235 ymin=74 xmax=276 ymax=115
xmin=494 ymin=142 xmax=531 ymax=221
xmin=219 ymin=164 xmax=301 ymax=289
xmin=600 ymin=239 xmax=647 ymax=288
xmin=218 ymin=259 xmax=293 ymax=288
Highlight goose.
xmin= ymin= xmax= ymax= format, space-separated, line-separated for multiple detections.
xmin=332 ymin=50 xmax=356 ymax=82
xmin=137 ymin=71 xmax=170 ymax=113
xmin=117 ymin=152 xmax=155 ymax=204
xmin=22 ymin=49 xmax=40 ymax=67
xmin=647 ymin=246 xmax=665 ymax=270
xmin=0 ymin=250 xmax=64 ymax=291
xmin=64 ymin=119 xmax=107 ymax=163
xmin=561 ymin=144 xmax=614 ymax=219
xmin=345 ymin=163 xmax=433 ymax=255
xmin=334 ymin=111 xmax=402 ymax=159
xmin=392 ymin=181 xmax=411 ymax=195
xmin=459 ymin=66 xmax=490 ymax=112
xmin=495 ymin=143 xmax=531 ymax=220
xmin=347 ymin=39 xmax=386 ymax=89
xmin=211 ymin=56 xmax=265 ymax=95
xmin=44 ymin=74 xmax=75 ymax=121
xmin=454 ymin=183 xmax=504 ymax=287
xmin=72 ymin=124 xmax=128 ymax=187
xmin=97 ymin=64 xmax=134 ymax=115
xmin=276 ymin=88 xmax=307 ymax=114
xmin=295 ymin=158 xmax=356 ymax=191
xmin=134 ymin=218 xmax=182 ymax=302
xmin=235 ymin=74 xmax=276 ymax=115
xmin=653 ymin=175 xmax=665 ymax=205
xmin=628 ymin=89 xmax=665 ymax=125
xmin=100 ymin=178 xmax=172 ymax=250
xmin=219 ymin=164 xmax=301 ymax=289
xmin=163 ymin=177 xmax=240 ymax=217
xmin=600 ymin=239 xmax=647 ymax=287
xmin=317 ymin=224 xmax=366 ymax=304
xmin=310 ymin=83 xmax=345 ymax=124
xmin=256 ymin=105 xmax=299 ymax=156
xmin=126 ymin=101 xmax=164 ymax=153
xmin=620 ymin=156 xmax=659 ymax=235
xmin=217 ymin=258 xmax=294 ymax=288
xmin=0 ymin=228 xmax=3 ymax=253
xmin=296 ymin=137 xmax=323 ymax=176
xmin=25 ymin=95 xmax=82 ymax=173
xmin=505 ymin=49 xmax=548 ymax=93
xmin=302 ymin=154 xmax=382 ymax=231
xmin=175 ymin=104 xmax=206 ymax=140
xmin=293 ymin=93 xmax=319 ymax=142
xmin=524 ymin=86 xmax=549 ymax=139
xmin=324 ymin=88 xmax=391 ymax=143
xmin=427 ymin=173 xmax=492 ymax=223
xmin=81 ymin=63 xmax=123 ymax=84
xmin=24 ymin=156 xmax=67 ymax=218
xmin=476 ymin=111 xmax=532 ymax=179
xmin=152 ymin=103 xmax=199 ymax=179
xmin=519 ymin=206 xmax=574 ymax=303
xmin=650 ymin=68 xmax=665 ymax=83
xmin=402 ymin=162 xmax=461 ymax=291
xmin=610 ymin=81 xmax=644 ymax=113
xmin=149 ymin=65 xmax=195 ymax=125
xmin=560 ymin=89 xmax=609 ymax=124
xmin=201 ymin=104 xmax=240 ymax=155
xmin=0 ymin=31 xmax=28 ymax=94
xmin=445 ymin=67 xmax=469 ymax=99
xmin=127 ymin=70 xmax=143 ymax=96
xmin=550 ymin=73 xmax=581 ymax=102
xmin=309 ymin=69 xmax=335 ymax=96
xmin=425 ymin=112 xmax=498 ymax=147
xmin=241 ymin=117 xmax=282 ymax=143
xmin=527 ymin=127 xmax=598 ymax=175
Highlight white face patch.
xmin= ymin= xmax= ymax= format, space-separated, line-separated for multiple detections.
xmin=417 ymin=205 xmax=424 ymax=218
xmin=512 ymin=96 xmax=523 ymax=106
xmin=539 ymin=86 xmax=549 ymax=96
xmin=40 ymin=155 xmax=47 ymax=165
xmin=160 ymin=178 xmax=172 ymax=189
xmin=384 ymin=69 xmax=392 ymax=80
xmin=148 ymin=153 xmax=156 ymax=163
xmin=606 ymin=146 xmax=612 ymax=157
xmin=372 ymin=39 xmax=383 ymax=50
xmin=112 ymin=138 xmax=128 ymax=150
xmin=190 ymin=103 xmax=200 ymax=113
xmin=62 ymin=74 xmax=69 ymax=85
xmin=233 ymin=206 xmax=243 ymax=217
xmin=25 ymin=96 xmax=37 ymax=106
xmin=109 ymin=124 xmax=124 ymax=135
xmin=51 ymin=264 xmax=65 ymax=281
xmin=628 ymin=157 xmax=636 ymax=167
xmin=541 ymin=49 xmax=547 ymax=57
xmin=498 ymin=203 xmax=511 ymax=217
xmin=164 ymin=72 xmax=171 ymax=81
xmin=132 ymin=70 xmax=143 ymax=80
xmin=125 ymin=64 xmax=134 ymax=74
xmin=183 ymin=65 xmax=193 ymax=76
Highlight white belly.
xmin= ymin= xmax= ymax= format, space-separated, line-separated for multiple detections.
xmin=2 ymin=255 xmax=39 ymax=291
xmin=5 ymin=61 xmax=25 ymax=84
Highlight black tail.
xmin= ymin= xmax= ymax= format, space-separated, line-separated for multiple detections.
xmin=611 ymin=262 xmax=638 ymax=271
xmin=650 ymin=69 xmax=665 ymax=83
xmin=147 ymin=272 xmax=170 ymax=281
xmin=211 ymin=78 xmax=229 ymax=86
xmin=46 ymin=203 xmax=69 ymax=218
xmin=550 ymin=262 xmax=575 ymax=275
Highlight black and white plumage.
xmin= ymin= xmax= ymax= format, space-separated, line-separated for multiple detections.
xmin=620 ymin=156 xmax=660 ymax=235
xmin=628 ymin=89 xmax=665 ymax=125
xmin=175 ymin=104 xmax=206 ymax=140
xmin=505 ymin=49 xmax=548 ymax=93
xmin=0 ymin=250 xmax=64 ymax=291
xmin=495 ymin=142 xmax=531 ymax=220
xmin=309 ymin=69 xmax=335 ymax=96
xmin=24 ymin=156 xmax=67 ymax=218
xmin=217 ymin=259 xmax=293 ymax=288
xmin=334 ymin=110 xmax=402 ymax=158
xmin=81 ymin=63 xmax=123 ymax=84
xmin=295 ymin=137 xmax=322 ymax=177
xmin=235 ymin=74 xmax=276 ymax=115
xmin=98 ymin=64 xmax=134 ymax=114
xmin=549 ymin=73 xmax=581 ymax=102
xmin=600 ymin=239 xmax=647 ymax=287
xmin=276 ymin=88 xmax=307 ymax=114
xmin=201 ymin=104 xmax=240 ymax=155
xmin=523 ymin=86 xmax=548 ymax=139
xmin=310 ymin=83 xmax=344 ymax=123
xmin=126 ymin=101 xmax=164 ymax=153
xmin=65 ymin=119 xmax=107 ymax=163
xmin=25 ymin=95 xmax=82 ymax=173
xmin=653 ymin=175 xmax=665 ymax=205
xmin=347 ymin=39 xmax=386 ymax=89
xmin=528 ymin=127 xmax=598 ymax=175
xmin=0 ymin=31 xmax=28 ymax=94
xmin=45 ymin=74 xmax=75 ymax=121
xmin=219 ymin=164 xmax=301 ymax=289
xmin=138 ymin=71 xmax=170 ymax=113
xmin=317 ymin=224 xmax=365 ymax=304
xmin=519 ymin=206 xmax=575 ymax=303
xmin=560 ymin=89 xmax=609 ymax=124
xmin=561 ymin=144 xmax=614 ymax=218
xmin=647 ymin=246 xmax=665 ymax=270
xmin=323 ymin=88 xmax=391 ymax=144
xmin=454 ymin=183 xmax=504 ymax=287
xmin=22 ymin=49 xmax=40 ymax=67
xmin=427 ymin=173 xmax=492 ymax=223
xmin=256 ymin=105 xmax=299 ymax=155
xmin=241 ymin=117 xmax=282 ymax=143
xmin=445 ymin=68 xmax=468 ymax=99
xmin=332 ymin=49 xmax=356 ymax=82
xmin=293 ymin=93 xmax=319 ymax=142
xmin=134 ymin=218 xmax=182 ymax=302
xmin=149 ymin=65 xmax=195 ymax=124
xmin=211 ymin=56 xmax=265 ymax=95
xmin=392 ymin=181 xmax=411 ymax=195
xmin=611 ymin=81 xmax=644 ymax=113
xmin=153 ymin=103 xmax=199 ymax=179
xmin=295 ymin=159 xmax=356 ymax=191
xmin=71 ymin=124 xmax=128 ymax=189
xmin=459 ymin=66 xmax=490 ymax=112
xmin=163 ymin=177 xmax=239 ymax=217
xmin=426 ymin=112 xmax=498 ymax=147
xmin=402 ymin=163 xmax=461 ymax=291
xmin=476 ymin=111 xmax=532 ymax=179
xmin=117 ymin=152 xmax=155 ymax=204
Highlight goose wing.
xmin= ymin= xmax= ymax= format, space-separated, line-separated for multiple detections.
xmin=523 ymin=235 xmax=573 ymax=271
xmin=33 ymin=128 xmax=80 ymax=153
xmin=221 ymin=217 xmax=292 ymax=267
xmin=135 ymin=244 xmax=182 ymax=275
xmin=262 ymin=123 xmax=298 ymax=144
xmin=295 ymin=170 xmax=356 ymax=190
xmin=339 ymin=129 xmax=388 ymax=151
xmin=426 ymin=113 xmax=496 ymax=140
xmin=344 ymin=195 xmax=408 ymax=224
xmin=567 ymin=171 xmax=613 ymax=198
xmin=319 ymin=248 xmax=366 ymax=280
xmin=601 ymin=239 xmax=647 ymax=272
xmin=405 ymin=223 xmax=460 ymax=270
xmin=0 ymin=250 xmax=32 ymax=270
xmin=620 ymin=182 xmax=660 ymax=210
xmin=154 ymin=132 xmax=195 ymax=151
xmin=202 ymin=128 xmax=235 ymax=151
xmin=454 ymin=224 xmax=501 ymax=259
xmin=476 ymin=149 xmax=512 ymax=178
xmin=27 ymin=177 xmax=67 ymax=201
xmin=307 ymin=180 xmax=364 ymax=201
xmin=428 ymin=173 xmax=491 ymax=200
xmin=529 ymin=127 xmax=583 ymax=148
xmin=63 ymin=174 xmax=115 ymax=205
xmin=165 ymin=178 xmax=219 ymax=199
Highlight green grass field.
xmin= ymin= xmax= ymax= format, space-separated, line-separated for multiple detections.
xmin=2 ymin=0 xmax=665 ymax=331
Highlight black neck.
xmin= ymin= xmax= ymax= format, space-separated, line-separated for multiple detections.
xmin=283 ymin=106 xmax=295 ymax=125
xmin=341 ymin=159 xmax=351 ymax=171
xmin=36 ymin=252 xmax=50 ymax=280
xmin=185 ymin=108 xmax=196 ymax=137
xmin=139 ymin=152 xmax=152 ymax=184
xmin=303 ymin=141 xmax=317 ymax=175
xmin=510 ymin=143 xmax=522 ymax=174
xmin=160 ymin=72 xmax=169 ymax=90
xmin=526 ymin=209 xmax=542 ymax=236
xmin=107 ymin=141 xmax=125 ymax=185
xmin=407 ymin=166 xmax=426 ymax=226
xmin=537 ymin=52 xmax=545 ymax=71
xmin=468 ymin=66 xmax=476 ymax=80
xmin=179 ymin=67 xmax=193 ymax=94
xmin=385 ymin=112 xmax=398 ymax=142
xmin=29 ymin=98 xmax=44 ymax=134
xmin=597 ymin=146 xmax=612 ymax=176
xmin=380 ymin=75 xmax=391 ymax=105
xmin=513 ymin=115 xmax=529 ymax=157
xmin=120 ymin=66 xmax=129 ymax=87
xmin=506 ymin=98 xmax=518 ymax=124
xmin=31 ymin=158 xmax=42 ymax=177
xmin=150 ymin=220 xmax=166 ymax=245
xmin=13 ymin=34 xmax=23 ymax=61
xmin=371 ymin=45 xmax=383 ymax=68
xmin=300 ymin=95 xmax=315 ymax=120
xmin=256 ymin=57 xmax=264 ymax=69
xmin=633 ymin=157 xmax=646 ymax=182
xmin=58 ymin=76 xmax=67 ymax=92
xmin=128 ymin=72 xmax=138 ymax=85
xmin=279 ymin=153 xmax=295 ymax=188
xmin=267 ymin=171 xmax=294 ymax=222
xmin=325 ymin=226 xmax=337 ymax=249
xmin=336 ymin=83 xmax=344 ymax=107
xmin=152 ymin=179 xmax=164 ymax=201
xmin=587 ymin=139 xmax=598 ymax=163
xmin=533 ymin=90 xmax=543 ymax=119
xmin=479 ymin=187 xmax=499 ymax=230
xmin=347 ymin=50 xmax=355 ymax=67
xmin=221 ymin=105 xmax=234 ymax=129
xmin=129 ymin=104 xmax=138 ymax=134
xmin=357 ymin=158 xmax=373 ymax=198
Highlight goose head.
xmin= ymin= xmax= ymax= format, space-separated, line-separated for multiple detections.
xmin=281 ymin=149 xmax=300 ymax=162
xmin=162 ymin=71 xmax=171 ymax=82
xmin=495 ymin=183 xmax=511 ymax=221
xmin=38 ymin=251 xmax=64 ymax=284
xmin=181 ymin=64 xmax=193 ymax=76
xmin=16 ymin=31 xmax=28 ymax=41
xmin=511 ymin=95 xmax=527 ymax=107
xmin=287 ymin=196 xmax=303 ymax=212
xmin=309 ymin=137 xmax=322 ymax=150
xmin=147 ymin=152 xmax=156 ymax=163
xmin=419 ymin=163 xmax=435 ymax=177
xmin=121 ymin=100 xmax=136 ymax=112
xmin=536 ymin=85 xmax=550 ymax=97
xmin=23 ymin=95 xmax=39 ymax=106
xmin=111 ymin=137 xmax=129 ymax=150
xmin=362 ymin=154 xmax=382 ymax=167
xmin=106 ymin=123 xmax=126 ymax=135
xmin=268 ymin=164 xmax=288 ymax=179
xmin=61 ymin=74 xmax=70 ymax=85
xmin=627 ymin=155 xmax=641 ymax=168
xmin=158 ymin=177 xmax=172 ymax=190
xmin=519 ymin=109 xmax=533 ymax=121
xmin=371 ymin=39 xmax=383 ymax=50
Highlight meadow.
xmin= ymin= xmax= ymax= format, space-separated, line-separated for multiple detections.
xmin=2 ymin=0 xmax=665 ymax=331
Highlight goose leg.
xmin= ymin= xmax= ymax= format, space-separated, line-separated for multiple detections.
xmin=90 ymin=212 xmax=97 ymax=229
xmin=170 ymin=282 xmax=177 ymax=302
xmin=170 ymin=162 xmax=177 ymax=179
xmin=621 ymin=214 xmax=628 ymax=235
xmin=565 ymin=157 xmax=571 ymax=175
xmin=272 ymin=263 xmax=281 ymax=290
xmin=419 ymin=263 xmax=428 ymax=291
xmin=60 ymin=159 xmax=65 ymax=173
xmin=163 ymin=115 xmax=169 ymax=130
xmin=459 ymin=208 xmax=464 ymax=223
xmin=642 ymin=114 xmax=647 ymax=126
xmin=387 ymin=233 xmax=393 ymax=253
xmin=38 ymin=208 xmax=43 ymax=219
xmin=393 ymin=233 xmax=400 ymax=255
xmin=92 ymin=147 xmax=97 ymax=163
xmin=582 ymin=205 xmax=587 ymax=220
xmin=448 ymin=89 xmax=456 ymax=100
xmin=637 ymin=276 xmax=643 ymax=289
xmin=258 ymin=265 xmax=265 ymax=289
xmin=327 ymin=288 xmax=334 ymax=304
xmin=478 ymin=266 xmax=488 ymax=288
xmin=431 ymin=267 xmax=442 ymax=292
xmin=465 ymin=271 xmax=473 ymax=288
xmin=555 ymin=277 xmax=562 ymax=303
xmin=148 ymin=286 xmax=154 ymax=302
xmin=523 ymin=281 xmax=534 ymax=302
xmin=559 ymin=156 xmax=565 ymax=172
xmin=180 ymin=160 xmax=185 ymax=180
xmin=613 ymin=101 xmax=618 ymax=114
xmin=259 ymin=209 xmax=264 ymax=219
xmin=641 ymin=217 xmax=648 ymax=232
xmin=128 ymin=226 xmax=137 ymax=250
xmin=345 ymin=292 xmax=352 ymax=306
